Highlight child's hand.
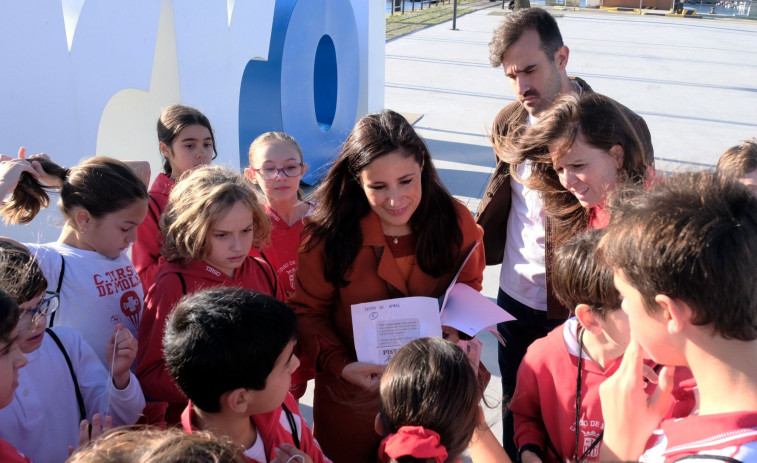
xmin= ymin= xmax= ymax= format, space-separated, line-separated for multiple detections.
xmin=272 ymin=444 xmax=313 ymax=463
xmin=0 ymin=147 xmax=48 ymax=198
xmin=340 ymin=361 xmax=385 ymax=391
xmin=68 ymin=413 xmax=113 ymax=455
xmin=105 ymin=324 xmax=137 ymax=390
xmin=598 ymin=339 xmax=674 ymax=461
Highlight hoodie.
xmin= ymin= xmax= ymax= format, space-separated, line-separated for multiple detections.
xmin=136 ymin=256 xmax=284 ymax=408
xmin=133 ymin=172 xmax=175 ymax=290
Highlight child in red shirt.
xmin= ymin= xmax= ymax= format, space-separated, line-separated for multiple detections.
xmin=136 ymin=166 xmax=283 ymax=425
xmin=164 ymin=287 xmax=330 ymax=463
xmin=133 ymin=105 xmax=217 ymax=289
xmin=245 ymin=132 xmax=315 ymax=399
xmin=598 ymin=172 xmax=757 ymax=462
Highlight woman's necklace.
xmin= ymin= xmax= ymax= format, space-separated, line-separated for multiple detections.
xmin=392 ymin=235 xmax=399 ymax=244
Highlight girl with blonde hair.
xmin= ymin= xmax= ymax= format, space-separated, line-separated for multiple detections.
xmin=136 ymin=165 xmax=284 ymax=425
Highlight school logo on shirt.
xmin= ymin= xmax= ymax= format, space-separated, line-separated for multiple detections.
xmin=93 ymin=266 xmax=141 ymax=297
xmin=205 ymin=265 xmax=221 ymax=277
xmin=120 ymin=290 xmax=142 ymax=328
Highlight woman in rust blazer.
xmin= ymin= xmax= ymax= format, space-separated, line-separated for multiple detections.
xmin=288 ymin=109 xmax=485 ymax=463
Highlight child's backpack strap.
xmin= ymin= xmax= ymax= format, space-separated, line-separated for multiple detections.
xmin=176 ymin=273 xmax=187 ymax=295
xmin=253 ymin=253 xmax=278 ymax=297
xmin=281 ymin=403 xmax=300 ymax=449
xmin=48 ymin=255 xmax=65 ymax=326
xmin=45 ymin=328 xmax=86 ymax=421
xmin=147 ymin=195 xmax=163 ymax=225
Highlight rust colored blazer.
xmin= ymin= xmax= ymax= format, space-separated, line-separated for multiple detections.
xmin=288 ymin=200 xmax=485 ymax=463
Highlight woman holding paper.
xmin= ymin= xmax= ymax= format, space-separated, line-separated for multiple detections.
xmin=288 ymin=109 xmax=486 ymax=463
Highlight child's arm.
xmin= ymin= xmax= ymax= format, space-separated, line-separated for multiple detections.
xmin=599 ymin=339 xmax=675 ymax=462
xmin=135 ymin=274 xmax=188 ymax=404
xmin=469 ymin=406 xmax=512 ymax=463
xmin=132 ymin=197 xmax=163 ymax=288
xmin=120 ymin=160 xmax=151 ymax=187
xmin=509 ymin=352 xmax=549 ymax=460
xmin=105 ymin=324 xmax=137 ymax=390
xmin=56 ymin=327 xmax=144 ymax=426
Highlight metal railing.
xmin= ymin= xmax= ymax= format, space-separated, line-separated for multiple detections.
xmin=388 ymin=0 xmax=453 ymax=15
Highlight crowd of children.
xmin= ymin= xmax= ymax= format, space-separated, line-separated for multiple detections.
xmin=0 ymin=97 xmax=756 ymax=463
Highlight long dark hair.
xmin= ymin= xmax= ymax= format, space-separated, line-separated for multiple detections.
xmin=500 ymin=92 xmax=650 ymax=247
xmin=157 ymin=104 xmax=217 ymax=176
xmin=379 ymin=338 xmax=481 ymax=463
xmin=304 ymin=110 xmax=462 ymax=288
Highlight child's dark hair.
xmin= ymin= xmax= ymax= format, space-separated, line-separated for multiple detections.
xmin=552 ymin=229 xmax=620 ymax=317
xmin=157 ymin=104 xmax=218 ymax=176
xmin=598 ymin=171 xmax=757 ymax=340
xmin=1 ymin=157 xmax=148 ymax=225
xmin=716 ymin=138 xmax=757 ymax=179
xmin=0 ymin=289 xmax=20 ymax=346
xmin=378 ymin=338 xmax=481 ymax=463
xmin=163 ymin=287 xmax=298 ymax=413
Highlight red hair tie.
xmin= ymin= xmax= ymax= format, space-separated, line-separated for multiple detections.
xmin=378 ymin=426 xmax=448 ymax=463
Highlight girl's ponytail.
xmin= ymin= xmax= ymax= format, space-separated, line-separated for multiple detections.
xmin=1 ymin=158 xmax=68 ymax=224
xmin=2 ymin=156 xmax=147 ymax=225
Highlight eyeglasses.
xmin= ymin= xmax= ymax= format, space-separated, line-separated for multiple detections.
xmin=250 ymin=164 xmax=303 ymax=180
xmin=19 ymin=292 xmax=59 ymax=330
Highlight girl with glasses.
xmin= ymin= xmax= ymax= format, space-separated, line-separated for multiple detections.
xmin=0 ymin=239 xmax=144 ymax=463
xmin=245 ymin=132 xmax=311 ymax=296
xmin=0 ymin=289 xmax=28 ymax=463
xmin=244 ymin=132 xmax=314 ymax=400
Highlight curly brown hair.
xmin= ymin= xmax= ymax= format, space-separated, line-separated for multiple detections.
xmin=498 ymin=92 xmax=651 ymax=248
xmin=161 ymin=166 xmax=270 ymax=264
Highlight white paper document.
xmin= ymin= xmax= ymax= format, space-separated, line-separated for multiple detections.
xmin=350 ymin=242 xmax=516 ymax=364
xmin=440 ymin=283 xmax=515 ymax=338
xmin=351 ymin=297 xmax=443 ymax=365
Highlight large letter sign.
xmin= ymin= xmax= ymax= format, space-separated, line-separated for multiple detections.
xmin=0 ymin=1 xmax=380 ymax=242
xmin=238 ymin=0 xmax=360 ymax=184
